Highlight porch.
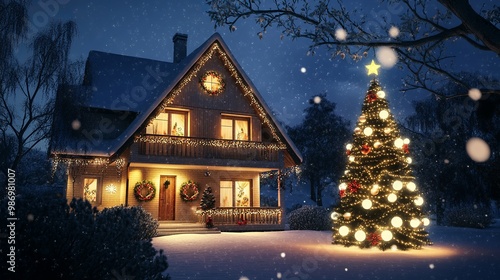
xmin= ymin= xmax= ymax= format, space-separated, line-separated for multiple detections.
xmin=196 ymin=207 xmax=284 ymax=231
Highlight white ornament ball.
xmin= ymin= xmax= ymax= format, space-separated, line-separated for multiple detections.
xmin=422 ymin=218 xmax=430 ymax=226
xmin=391 ymin=216 xmax=403 ymax=228
xmin=406 ymin=157 xmax=413 ymax=164
xmin=379 ymin=110 xmax=389 ymax=120
xmin=381 ymin=230 xmax=393 ymax=241
xmin=349 ymin=156 xmax=355 ymax=162
xmin=346 ymin=144 xmax=353 ymax=150
xmin=410 ymin=218 xmax=421 ymax=228
xmin=388 ymin=193 xmax=397 ymax=203
xmin=406 ymin=182 xmax=416 ymax=192
xmin=364 ymin=127 xmax=373 ymax=136
xmin=374 ymin=141 xmax=381 ymax=148
xmin=414 ymin=196 xmax=424 ymax=206
xmin=392 ymin=180 xmax=403 ymax=191
xmin=403 ymin=138 xmax=410 ymax=144
xmin=377 ymin=90 xmax=386 ymax=98
xmin=343 ymin=212 xmax=352 ymax=220
xmin=339 ymin=183 xmax=347 ymax=190
xmin=354 ymin=127 xmax=361 ymax=134
xmin=394 ymin=138 xmax=404 ymax=148
xmin=362 ymin=199 xmax=373 ymax=210
xmin=339 ymin=226 xmax=350 ymax=236
xmin=384 ymin=127 xmax=392 ymax=134
xmin=354 ymin=230 xmax=366 ymax=241
xmin=359 ymin=114 xmax=366 ymax=123
xmin=370 ymin=184 xmax=380 ymax=195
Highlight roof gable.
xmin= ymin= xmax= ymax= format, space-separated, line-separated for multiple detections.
xmin=51 ymin=33 xmax=302 ymax=165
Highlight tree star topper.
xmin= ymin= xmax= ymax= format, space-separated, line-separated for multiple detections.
xmin=365 ymin=60 xmax=381 ymax=76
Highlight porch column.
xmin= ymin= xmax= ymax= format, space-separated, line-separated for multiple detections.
xmin=277 ymin=170 xmax=281 ymax=208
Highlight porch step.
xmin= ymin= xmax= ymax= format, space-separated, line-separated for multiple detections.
xmin=156 ymin=221 xmax=221 ymax=236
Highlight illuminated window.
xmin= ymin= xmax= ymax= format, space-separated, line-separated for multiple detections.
xmin=201 ymin=71 xmax=225 ymax=95
xmin=146 ymin=110 xmax=188 ymax=136
xmin=220 ymin=180 xmax=251 ymax=207
xmin=221 ymin=116 xmax=249 ymax=141
xmin=83 ymin=177 xmax=100 ymax=205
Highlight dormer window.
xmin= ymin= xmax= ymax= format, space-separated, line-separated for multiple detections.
xmin=146 ymin=110 xmax=188 ymax=136
xmin=221 ymin=115 xmax=249 ymax=141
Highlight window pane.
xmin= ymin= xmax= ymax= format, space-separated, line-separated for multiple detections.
xmin=221 ymin=118 xmax=233 ymax=140
xmin=170 ymin=113 xmax=185 ymax=136
xmin=220 ymin=181 xmax=233 ymax=207
xmin=83 ymin=178 xmax=97 ymax=203
xmin=235 ymin=181 xmax=250 ymax=207
xmin=147 ymin=112 xmax=168 ymax=135
xmin=235 ymin=120 xmax=249 ymax=140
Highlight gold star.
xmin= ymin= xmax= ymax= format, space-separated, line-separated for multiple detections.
xmin=365 ymin=60 xmax=381 ymax=76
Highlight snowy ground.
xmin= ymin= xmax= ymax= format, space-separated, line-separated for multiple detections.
xmin=153 ymin=221 xmax=500 ymax=280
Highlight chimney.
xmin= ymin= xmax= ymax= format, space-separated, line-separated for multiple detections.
xmin=173 ymin=33 xmax=188 ymax=63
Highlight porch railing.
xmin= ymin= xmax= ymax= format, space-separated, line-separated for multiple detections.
xmin=137 ymin=135 xmax=280 ymax=162
xmin=196 ymin=207 xmax=282 ymax=225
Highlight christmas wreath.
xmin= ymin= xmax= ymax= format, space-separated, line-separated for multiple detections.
xmin=180 ymin=181 xmax=200 ymax=201
xmin=134 ymin=180 xmax=156 ymax=202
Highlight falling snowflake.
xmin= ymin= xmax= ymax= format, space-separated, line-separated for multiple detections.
xmin=376 ymin=47 xmax=398 ymax=68
xmin=389 ymin=26 xmax=400 ymax=38
xmin=71 ymin=119 xmax=81 ymax=130
xmin=468 ymin=88 xmax=482 ymax=101
xmin=313 ymin=96 xmax=321 ymax=104
xmin=280 ymin=252 xmax=286 ymax=258
xmin=335 ymin=28 xmax=347 ymax=41
xmin=466 ymin=137 xmax=490 ymax=162
xmin=300 ymin=67 xmax=307 ymax=73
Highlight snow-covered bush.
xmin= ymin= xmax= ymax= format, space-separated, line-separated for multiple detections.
xmin=287 ymin=205 xmax=331 ymax=230
xmin=444 ymin=204 xmax=493 ymax=229
xmin=0 ymin=191 xmax=169 ymax=279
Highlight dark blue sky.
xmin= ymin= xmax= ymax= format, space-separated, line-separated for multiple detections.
xmin=24 ymin=0 xmax=498 ymax=127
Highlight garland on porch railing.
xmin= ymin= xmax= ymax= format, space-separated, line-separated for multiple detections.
xmin=134 ymin=135 xmax=286 ymax=150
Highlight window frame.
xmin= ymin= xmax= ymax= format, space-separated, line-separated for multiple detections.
xmin=220 ymin=115 xmax=250 ymax=141
xmin=146 ymin=109 xmax=189 ymax=137
xmin=83 ymin=176 xmax=102 ymax=206
xmin=219 ymin=179 xmax=252 ymax=207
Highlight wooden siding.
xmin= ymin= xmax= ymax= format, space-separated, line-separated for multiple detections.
xmin=127 ymin=166 xmax=261 ymax=221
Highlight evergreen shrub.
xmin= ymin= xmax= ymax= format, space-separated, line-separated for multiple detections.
xmin=0 ymin=191 xmax=169 ymax=279
xmin=444 ymin=204 xmax=493 ymax=229
xmin=288 ymin=205 xmax=331 ymax=230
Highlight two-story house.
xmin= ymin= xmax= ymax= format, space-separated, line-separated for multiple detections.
xmin=49 ymin=33 xmax=302 ymax=231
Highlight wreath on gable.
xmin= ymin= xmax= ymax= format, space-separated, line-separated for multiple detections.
xmin=134 ymin=180 xmax=156 ymax=202
xmin=180 ymin=181 xmax=200 ymax=202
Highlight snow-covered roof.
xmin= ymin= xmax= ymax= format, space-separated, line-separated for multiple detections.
xmin=50 ymin=33 xmax=302 ymax=165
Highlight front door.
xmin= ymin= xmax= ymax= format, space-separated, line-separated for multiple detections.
xmin=159 ymin=175 xmax=175 ymax=220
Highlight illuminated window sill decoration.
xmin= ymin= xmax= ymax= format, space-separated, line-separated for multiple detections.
xmin=332 ymin=60 xmax=431 ymax=250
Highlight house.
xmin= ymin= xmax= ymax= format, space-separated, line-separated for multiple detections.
xmin=49 ymin=33 xmax=302 ymax=231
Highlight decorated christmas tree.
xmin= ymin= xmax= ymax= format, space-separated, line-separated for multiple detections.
xmin=200 ymin=186 xmax=216 ymax=210
xmin=332 ymin=61 xmax=431 ymax=250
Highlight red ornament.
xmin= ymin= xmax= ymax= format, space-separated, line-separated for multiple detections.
xmin=339 ymin=190 xmax=346 ymax=198
xmin=402 ymin=144 xmax=410 ymax=154
xmin=348 ymin=180 xmax=360 ymax=193
xmin=346 ymin=150 xmax=351 ymax=156
xmin=367 ymin=91 xmax=378 ymax=102
xmin=361 ymin=144 xmax=371 ymax=155
xmin=367 ymin=232 xmax=382 ymax=246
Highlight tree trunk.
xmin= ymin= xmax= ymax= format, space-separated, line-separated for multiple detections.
xmin=309 ymin=178 xmax=316 ymax=203
xmin=317 ymin=183 xmax=323 ymax=207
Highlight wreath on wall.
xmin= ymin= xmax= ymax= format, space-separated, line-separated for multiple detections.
xmin=134 ymin=180 xmax=156 ymax=202
xmin=180 ymin=180 xmax=200 ymax=202
xmin=200 ymin=70 xmax=225 ymax=95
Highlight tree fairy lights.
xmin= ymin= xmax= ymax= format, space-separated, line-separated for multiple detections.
xmin=332 ymin=68 xmax=431 ymax=250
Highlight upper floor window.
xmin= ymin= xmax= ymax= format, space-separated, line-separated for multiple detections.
xmin=221 ymin=116 xmax=249 ymax=141
xmin=146 ymin=110 xmax=188 ymax=136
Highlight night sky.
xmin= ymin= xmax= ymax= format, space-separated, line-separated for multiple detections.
xmin=24 ymin=0 xmax=499 ymax=127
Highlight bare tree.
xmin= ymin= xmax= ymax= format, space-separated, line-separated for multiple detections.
xmin=207 ymin=0 xmax=500 ymax=99
xmin=0 ymin=0 xmax=77 ymax=177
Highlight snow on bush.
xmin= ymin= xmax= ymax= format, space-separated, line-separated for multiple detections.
xmin=0 ymin=191 xmax=169 ymax=279
xmin=444 ymin=204 xmax=493 ymax=229
xmin=287 ymin=205 xmax=331 ymax=230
